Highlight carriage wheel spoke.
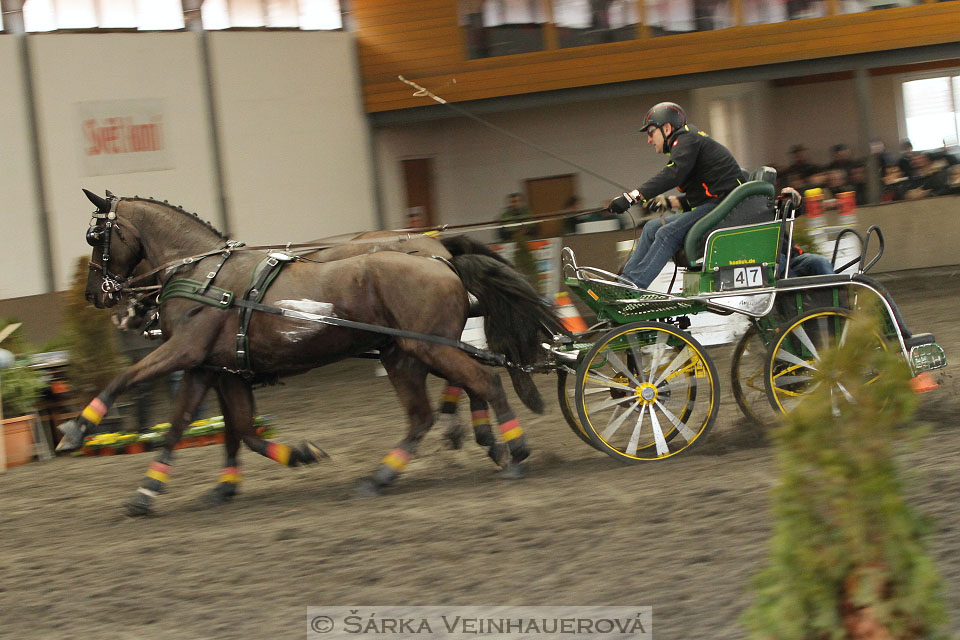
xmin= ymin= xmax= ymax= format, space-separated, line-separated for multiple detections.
xmin=605 ymin=351 xmax=643 ymax=388
xmin=647 ymin=404 xmax=670 ymax=457
xmin=776 ymin=349 xmax=816 ymax=372
xmin=584 ymin=373 xmax=633 ymax=393
xmin=654 ymin=346 xmax=690 ymax=387
xmin=625 ymin=406 xmax=647 ymax=456
xmin=589 ymin=393 xmax=639 ymax=413
xmin=835 ymin=380 xmax=855 ymax=404
xmin=837 ymin=316 xmax=851 ymax=347
xmin=645 ymin=332 xmax=668 ymax=383
xmin=626 ymin=334 xmax=646 ymax=379
xmin=601 ymin=400 xmax=641 ymax=440
xmin=654 ymin=401 xmax=697 ymax=443
xmin=793 ymin=325 xmax=821 ymax=363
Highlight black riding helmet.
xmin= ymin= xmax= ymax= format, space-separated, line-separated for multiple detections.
xmin=642 ymin=102 xmax=686 ymax=153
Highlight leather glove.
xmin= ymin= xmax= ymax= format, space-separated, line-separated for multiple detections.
xmin=648 ymin=194 xmax=670 ymax=214
xmin=608 ymin=190 xmax=639 ymax=214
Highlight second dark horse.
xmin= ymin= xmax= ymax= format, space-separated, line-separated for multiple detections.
xmin=72 ymin=190 xmax=560 ymax=516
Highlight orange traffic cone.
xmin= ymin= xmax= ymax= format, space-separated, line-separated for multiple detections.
xmin=555 ymin=291 xmax=588 ymax=333
xmin=909 ymin=371 xmax=939 ymax=394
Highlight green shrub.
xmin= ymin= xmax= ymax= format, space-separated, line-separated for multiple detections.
xmin=743 ymin=305 xmax=948 ymax=639
xmin=0 ymin=318 xmax=45 ymax=418
xmin=62 ymin=256 xmax=130 ymax=399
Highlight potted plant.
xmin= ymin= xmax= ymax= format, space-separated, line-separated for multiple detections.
xmin=0 ymin=320 xmax=46 ymax=468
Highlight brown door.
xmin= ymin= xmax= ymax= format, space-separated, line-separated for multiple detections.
xmin=525 ymin=174 xmax=577 ymax=238
xmin=402 ymin=158 xmax=435 ymax=228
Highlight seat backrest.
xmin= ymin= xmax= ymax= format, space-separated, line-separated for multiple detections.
xmin=681 ymin=180 xmax=776 ymax=266
xmin=750 ymin=165 xmax=777 ymax=185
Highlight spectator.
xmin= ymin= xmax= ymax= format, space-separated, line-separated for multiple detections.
xmin=784 ymin=144 xmax=818 ymax=179
xmin=497 ymin=192 xmax=534 ymax=242
xmin=869 ymin=138 xmax=895 ymax=176
xmin=880 ymin=165 xmax=910 ymax=202
xmin=827 ymin=143 xmax=855 ymax=172
xmin=846 ymin=164 xmax=869 ymax=205
xmin=898 ymin=139 xmax=916 ymax=177
xmin=904 ymin=152 xmax=948 ymax=200
xmin=945 ymin=164 xmax=960 ymax=196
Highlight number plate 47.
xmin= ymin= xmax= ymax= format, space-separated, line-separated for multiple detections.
xmin=717 ymin=264 xmax=766 ymax=291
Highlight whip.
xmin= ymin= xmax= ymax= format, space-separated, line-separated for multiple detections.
xmin=398 ymin=75 xmax=651 ymax=272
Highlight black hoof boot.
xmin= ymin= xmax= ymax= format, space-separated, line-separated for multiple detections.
xmin=500 ymin=460 xmax=528 ymax=480
xmin=355 ymin=476 xmax=383 ymax=498
xmin=203 ymin=482 xmax=238 ymax=507
xmin=55 ymin=419 xmax=86 ymax=453
xmin=488 ymin=443 xmax=511 ymax=467
xmin=442 ymin=426 xmax=465 ymax=450
xmin=438 ymin=415 xmax=464 ymax=450
xmin=125 ymin=491 xmax=155 ymax=517
xmin=292 ymin=441 xmax=328 ymax=466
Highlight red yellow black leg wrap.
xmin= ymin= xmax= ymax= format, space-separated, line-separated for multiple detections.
xmin=373 ymin=448 xmax=411 ymax=486
xmin=219 ymin=466 xmax=242 ymax=484
xmin=81 ymin=396 xmax=110 ymax=427
xmin=265 ymin=442 xmax=292 ymax=466
xmin=440 ymin=385 xmax=463 ymax=414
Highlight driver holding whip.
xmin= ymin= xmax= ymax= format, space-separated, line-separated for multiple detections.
xmin=607 ymin=101 xmax=743 ymax=289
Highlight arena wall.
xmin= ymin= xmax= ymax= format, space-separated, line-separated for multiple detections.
xmin=207 ymin=30 xmax=376 ymax=244
xmin=29 ymin=32 xmax=219 ymax=293
xmin=0 ymin=37 xmax=45 ymax=299
xmin=0 ymin=29 xmax=375 ymax=297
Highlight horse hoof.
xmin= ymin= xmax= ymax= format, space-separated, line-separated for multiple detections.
xmin=304 ymin=441 xmax=329 ymax=463
xmin=202 ymin=484 xmax=237 ymax=508
xmin=499 ymin=461 xmax=528 ymax=480
xmin=55 ymin=419 xmax=84 ymax=452
xmin=125 ymin=492 xmax=154 ymax=517
xmin=355 ymin=477 xmax=382 ymax=498
xmin=442 ymin=429 xmax=465 ymax=450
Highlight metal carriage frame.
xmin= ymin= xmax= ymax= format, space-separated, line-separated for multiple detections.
xmin=548 ymin=181 xmax=947 ymax=464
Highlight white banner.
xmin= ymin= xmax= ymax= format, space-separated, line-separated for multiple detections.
xmin=77 ymin=99 xmax=173 ymax=176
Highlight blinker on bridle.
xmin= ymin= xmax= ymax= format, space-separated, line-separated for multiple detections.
xmin=87 ymin=193 xmax=126 ymax=294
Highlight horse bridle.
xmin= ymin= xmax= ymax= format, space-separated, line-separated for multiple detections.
xmin=87 ymin=194 xmax=141 ymax=295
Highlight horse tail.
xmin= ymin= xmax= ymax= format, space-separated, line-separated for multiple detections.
xmin=440 ymin=235 xmax=511 ymax=265
xmin=449 ymin=254 xmax=563 ymax=415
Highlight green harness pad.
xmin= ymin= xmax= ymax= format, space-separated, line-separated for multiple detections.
xmin=158 ymin=253 xmax=292 ymax=376
xmin=158 ymin=279 xmax=234 ymax=308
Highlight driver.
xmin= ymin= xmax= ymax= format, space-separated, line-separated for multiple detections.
xmin=608 ymin=101 xmax=744 ymax=289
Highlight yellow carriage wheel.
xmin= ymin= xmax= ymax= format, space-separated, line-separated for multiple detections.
xmin=575 ymin=322 xmax=719 ymax=463
xmin=764 ymin=307 xmax=887 ymax=415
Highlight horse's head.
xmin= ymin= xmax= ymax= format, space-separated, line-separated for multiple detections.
xmin=83 ymin=189 xmax=143 ymax=309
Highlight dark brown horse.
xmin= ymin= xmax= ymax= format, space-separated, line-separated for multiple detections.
xmin=70 ymin=190 xmax=559 ymax=516
xmin=107 ymin=228 xmax=545 ymax=459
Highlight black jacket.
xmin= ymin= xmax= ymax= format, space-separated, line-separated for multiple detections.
xmin=637 ymin=125 xmax=743 ymax=211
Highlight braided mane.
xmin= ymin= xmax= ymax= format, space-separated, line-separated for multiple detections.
xmin=125 ymin=196 xmax=229 ymax=241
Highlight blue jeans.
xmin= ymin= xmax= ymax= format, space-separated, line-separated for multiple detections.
xmin=778 ymin=252 xmax=835 ymax=278
xmin=622 ymin=203 xmax=717 ymax=289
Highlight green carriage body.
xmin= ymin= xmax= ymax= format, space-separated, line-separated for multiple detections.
xmin=555 ymin=174 xmax=946 ymax=463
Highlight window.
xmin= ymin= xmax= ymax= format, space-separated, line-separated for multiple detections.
xmin=459 ymin=0 xmax=546 ymax=59
xmin=837 ymin=0 xmax=922 ymax=13
xmin=20 ymin=0 xmax=342 ymax=32
xmin=901 ymin=73 xmax=960 ymax=151
xmin=201 ymin=0 xmax=343 ymax=29
xmin=551 ymin=0 xmax=639 ymax=48
xmin=22 ymin=0 xmax=184 ymax=31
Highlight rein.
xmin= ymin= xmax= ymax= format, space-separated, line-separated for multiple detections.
xmin=93 ymin=196 xmax=651 ymax=295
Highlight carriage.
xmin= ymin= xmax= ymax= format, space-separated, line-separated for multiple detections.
xmin=544 ymin=175 xmax=947 ymax=464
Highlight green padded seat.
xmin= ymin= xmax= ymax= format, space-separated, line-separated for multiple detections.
xmin=680 ymin=180 xmax=776 ymax=267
